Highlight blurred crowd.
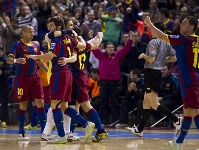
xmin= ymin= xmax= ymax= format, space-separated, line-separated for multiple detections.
xmin=0 ymin=0 xmax=198 ymax=127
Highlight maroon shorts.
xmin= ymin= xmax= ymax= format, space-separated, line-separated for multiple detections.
xmin=43 ymin=86 xmax=50 ymax=103
xmin=50 ymin=70 xmax=72 ymax=102
xmin=72 ymin=74 xmax=89 ymax=103
xmin=13 ymin=74 xmax=44 ymax=102
xmin=181 ymin=85 xmax=199 ymax=109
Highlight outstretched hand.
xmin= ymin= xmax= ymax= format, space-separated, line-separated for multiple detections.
xmin=144 ymin=16 xmax=152 ymax=27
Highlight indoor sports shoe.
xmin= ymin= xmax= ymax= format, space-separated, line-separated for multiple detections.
xmin=40 ymin=133 xmax=56 ymax=141
xmin=84 ymin=121 xmax=95 ymax=141
xmin=168 ymin=139 xmax=182 ymax=150
xmin=174 ymin=117 xmax=183 ymax=135
xmin=66 ymin=132 xmax=80 ymax=142
xmin=1 ymin=122 xmax=7 ymax=128
xmin=47 ymin=135 xmax=68 ymax=144
xmin=127 ymin=126 xmax=143 ymax=138
xmin=24 ymin=124 xmax=37 ymax=130
xmin=18 ymin=132 xmax=30 ymax=141
xmin=92 ymin=129 xmax=108 ymax=142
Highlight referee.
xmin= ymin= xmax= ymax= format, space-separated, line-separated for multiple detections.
xmin=127 ymin=21 xmax=183 ymax=138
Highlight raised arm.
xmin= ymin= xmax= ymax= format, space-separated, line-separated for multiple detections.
xmin=144 ymin=16 xmax=169 ymax=43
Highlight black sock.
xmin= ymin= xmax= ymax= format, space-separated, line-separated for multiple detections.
xmin=138 ymin=109 xmax=151 ymax=132
xmin=157 ymin=105 xmax=178 ymax=123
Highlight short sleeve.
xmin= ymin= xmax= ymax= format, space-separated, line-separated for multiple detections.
xmin=8 ymin=42 xmax=20 ymax=58
xmin=49 ymin=38 xmax=60 ymax=57
xmin=166 ymin=35 xmax=187 ymax=46
xmin=146 ymin=40 xmax=158 ymax=56
xmin=167 ymin=44 xmax=176 ymax=56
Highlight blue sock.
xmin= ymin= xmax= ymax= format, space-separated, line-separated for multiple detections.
xmin=87 ymin=108 xmax=103 ymax=132
xmin=31 ymin=106 xmax=37 ymax=127
xmin=18 ymin=109 xmax=26 ymax=134
xmin=70 ymin=119 xmax=78 ymax=133
xmin=194 ymin=114 xmax=199 ymax=129
xmin=53 ymin=108 xmax=65 ymax=137
xmin=176 ymin=116 xmax=192 ymax=143
xmin=64 ymin=107 xmax=87 ymax=128
xmin=44 ymin=105 xmax=49 ymax=113
xmin=37 ymin=107 xmax=47 ymax=133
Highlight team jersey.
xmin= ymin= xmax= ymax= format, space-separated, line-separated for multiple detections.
xmin=70 ymin=43 xmax=91 ymax=77
xmin=1 ymin=0 xmax=16 ymax=11
xmin=49 ymin=34 xmax=78 ymax=72
xmin=141 ymin=26 xmax=152 ymax=44
xmin=164 ymin=19 xmax=174 ymax=34
xmin=8 ymin=39 xmax=41 ymax=76
xmin=122 ymin=1 xmax=139 ymax=32
xmin=167 ymin=34 xmax=199 ymax=87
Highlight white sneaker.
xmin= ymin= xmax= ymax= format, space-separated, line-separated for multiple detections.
xmin=174 ymin=117 xmax=183 ymax=135
xmin=127 ymin=126 xmax=143 ymax=138
xmin=47 ymin=135 xmax=68 ymax=144
xmin=18 ymin=133 xmax=30 ymax=141
xmin=66 ymin=132 xmax=80 ymax=142
xmin=40 ymin=133 xmax=56 ymax=141
xmin=168 ymin=139 xmax=182 ymax=150
xmin=84 ymin=121 xmax=95 ymax=141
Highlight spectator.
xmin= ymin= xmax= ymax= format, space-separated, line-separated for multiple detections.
xmin=157 ymin=8 xmax=174 ymax=34
xmin=1 ymin=17 xmax=22 ymax=55
xmin=149 ymin=0 xmax=159 ymax=21
xmin=99 ymin=6 xmax=123 ymax=49
xmin=91 ymin=32 xmax=134 ymax=125
xmin=115 ymin=68 xmax=145 ymax=128
xmin=121 ymin=32 xmax=130 ymax=46
xmin=127 ymin=8 xmax=152 ymax=44
xmin=17 ymin=0 xmax=39 ymax=29
xmin=80 ymin=10 xmax=102 ymax=41
xmin=0 ymin=46 xmax=12 ymax=128
xmin=150 ymin=63 xmax=181 ymax=124
xmin=127 ymin=31 xmax=147 ymax=73
xmin=89 ymin=68 xmax=101 ymax=114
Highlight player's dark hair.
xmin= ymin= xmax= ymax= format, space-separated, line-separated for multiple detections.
xmin=159 ymin=8 xmax=169 ymax=18
xmin=48 ymin=16 xmax=65 ymax=30
xmin=62 ymin=17 xmax=71 ymax=27
xmin=73 ymin=25 xmax=80 ymax=35
xmin=91 ymin=68 xmax=99 ymax=75
xmin=130 ymin=68 xmax=141 ymax=78
xmin=153 ymin=21 xmax=166 ymax=32
xmin=185 ymin=16 xmax=198 ymax=33
xmin=105 ymin=42 xmax=114 ymax=48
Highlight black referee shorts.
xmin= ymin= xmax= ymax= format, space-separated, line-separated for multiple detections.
xmin=144 ymin=68 xmax=162 ymax=93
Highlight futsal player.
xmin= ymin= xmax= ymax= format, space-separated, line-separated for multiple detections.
xmin=143 ymin=15 xmax=199 ymax=150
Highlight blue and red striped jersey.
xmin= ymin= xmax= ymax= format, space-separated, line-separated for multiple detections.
xmin=1 ymin=0 xmax=16 ymax=11
xmin=122 ymin=1 xmax=139 ymax=32
xmin=49 ymin=34 xmax=78 ymax=72
xmin=165 ymin=19 xmax=174 ymax=34
xmin=167 ymin=35 xmax=199 ymax=87
xmin=70 ymin=43 xmax=91 ymax=77
xmin=141 ymin=26 xmax=151 ymax=44
xmin=8 ymin=40 xmax=40 ymax=76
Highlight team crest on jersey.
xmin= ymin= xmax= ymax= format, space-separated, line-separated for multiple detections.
xmin=63 ymin=38 xmax=71 ymax=44
xmin=34 ymin=48 xmax=37 ymax=52
xmin=18 ymin=96 xmax=21 ymax=99
xmin=169 ymin=35 xmax=179 ymax=38
xmin=166 ymin=84 xmax=170 ymax=87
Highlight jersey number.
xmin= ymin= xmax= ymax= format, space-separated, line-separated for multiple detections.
xmin=18 ymin=88 xmax=24 ymax=96
xmin=193 ymin=48 xmax=199 ymax=68
xmin=78 ymin=53 xmax=86 ymax=70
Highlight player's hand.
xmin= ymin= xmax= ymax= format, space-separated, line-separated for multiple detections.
xmin=16 ymin=58 xmax=26 ymax=64
xmin=57 ymin=57 xmax=68 ymax=66
xmin=88 ymin=30 xmax=94 ymax=38
xmin=27 ymin=55 xmax=37 ymax=60
xmin=126 ymin=7 xmax=132 ymax=14
xmin=144 ymin=16 xmax=152 ymax=27
xmin=138 ymin=53 xmax=145 ymax=59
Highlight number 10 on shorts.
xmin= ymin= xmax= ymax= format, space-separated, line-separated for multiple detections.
xmin=18 ymin=88 xmax=23 ymax=96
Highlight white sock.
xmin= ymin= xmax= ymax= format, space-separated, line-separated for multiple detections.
xmin=42 ymin=107 xmax=54 ymax=135
xmin=63 ymin=114 xmax=71 ymax=134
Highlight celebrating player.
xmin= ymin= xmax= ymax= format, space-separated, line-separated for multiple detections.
xmin=144 ymin=16 xmax=199 ymax=150
xmin=7 ymin=25 xmax=47 ymax=140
